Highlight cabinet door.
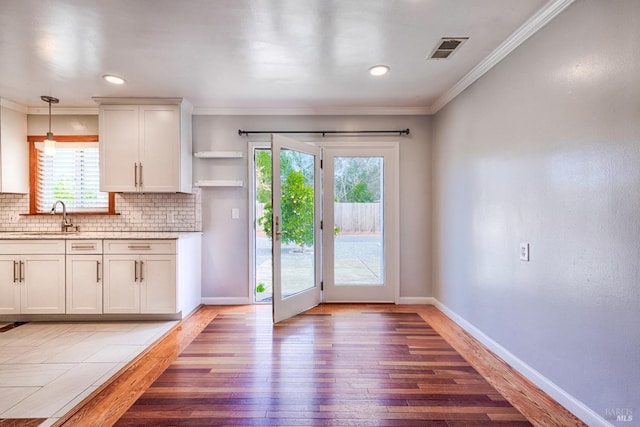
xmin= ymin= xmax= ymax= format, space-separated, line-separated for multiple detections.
xmin=0 ymin=256 xmax=20 ymax=314
xmin=139 ymin=105 xmax=180 ymax=192
xmin=21 ymin=255 xmax=66 ymax=314
xmin=99 ymin=105 xmax=139 ymax=192
xmin=103 ymin=255 xmax=139 ymax=313
xmin=0 ymin=106 xmax=29 ymax=193
xmin=140 ymin=255 xmax=177 ymax=314
xmin=66 ymin=255 xmax=103 ymax=314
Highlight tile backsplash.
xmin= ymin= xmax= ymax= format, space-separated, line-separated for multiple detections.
xmin=0 ymin=188 xmax=202 ymax=232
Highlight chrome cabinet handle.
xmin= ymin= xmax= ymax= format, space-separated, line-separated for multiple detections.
xmin=139 ymin=163 xmax=143 ymax=188
xmin=134 ymin=260 xmax=138 ymax=282
xmin=20 ymin=261 xmax=24 ymax=282
xmin=96 ymin=261 xmax=101 ymax=282
xmin=134 ymin=163 xmax=138 ymax=187
xmin=13 ymin=260 xmax=17 ymax=283
xmin=127 ymin=245 xmax=151 ymax=250
xmin=71 ymin=244 xmax=95 ymax=250
xmin=140 ymin=261 xmax=144 ymax=282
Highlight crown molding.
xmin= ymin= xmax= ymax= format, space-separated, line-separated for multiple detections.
xmin=192 ymin=106 xmax=431 ymax=116
xmin=430 ymin=0 xmax=575 ymax=114
xmin=0 ymin=98 xmax=28 ymax=114
xmin=27 ymin=107 xmax=99 ymax=115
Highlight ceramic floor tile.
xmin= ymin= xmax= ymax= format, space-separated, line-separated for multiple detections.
xmin=65 ymin=322 xmax=140 ymax=332
xmin=0 ymin=387 xmax=40 ymax=414
xmin=0 ymin=320 xmax=174 ymax=420
xmin=5 ymin=332 xmax=95 ymax=364
xmin=36 ymin=417 xmax=59 ymax=427
xmin=0 ymin=364 xmax=73 ymax=387
xmin=0 ymin=346 xmax=33 ymax=363
xmin=53 ymin=384 xmax=99 ymax=417
xmin=93 ymin=362 xmax=126 ymax=386
xmin=43 ymin=341 xmax=105 ymax=364
xmin=0 ymin=324 xmax=75 ymax=347
xmin=1 ymin=362 xmax=117 ymax=418
xmin=83 ymin=344 xmax=143 ymax=363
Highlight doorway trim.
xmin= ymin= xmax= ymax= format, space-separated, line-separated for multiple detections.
xmin=249 ymin=140 xmax=400 ymax=305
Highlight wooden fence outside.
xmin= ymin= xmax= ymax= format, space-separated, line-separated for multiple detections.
xmin=256 ymin=203 xmax=380 ymax=233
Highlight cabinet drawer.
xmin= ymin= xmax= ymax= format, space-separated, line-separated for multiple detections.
xmin=66 ymin=240 xmax=103 ymax=254
xmin=0 ymin=240 xmax=65 ymax=255
xmin=103 ymin=239 xmax=175 ymax=254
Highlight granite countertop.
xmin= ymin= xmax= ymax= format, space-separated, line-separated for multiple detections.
xmin=0 ymin=231 xmax=202 ymax=240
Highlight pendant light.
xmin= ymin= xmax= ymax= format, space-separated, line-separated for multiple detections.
xmin=41 ymin=95 xmax=59 ymax=156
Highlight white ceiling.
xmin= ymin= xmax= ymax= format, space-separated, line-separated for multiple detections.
xmin=0 ymin=0 xmax=570 ymax=114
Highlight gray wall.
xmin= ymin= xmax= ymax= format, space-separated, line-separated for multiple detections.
xmin=432 ymin=0 xmax=639 ymax=422
xmin=193 ymin=115 xmax=432 ymax=301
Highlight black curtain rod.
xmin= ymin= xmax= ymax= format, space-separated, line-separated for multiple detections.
xmin=238 ymin=129 xmax=410 ymax=137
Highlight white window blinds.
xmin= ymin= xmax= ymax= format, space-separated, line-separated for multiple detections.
xmin=37 ymin=142 xmax=108 ymax=212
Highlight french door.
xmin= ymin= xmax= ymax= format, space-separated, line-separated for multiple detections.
xmin=271 ymin=134 xmax=322 ymax=323
xmin=321 ymin=146 xmax=398 ymax=302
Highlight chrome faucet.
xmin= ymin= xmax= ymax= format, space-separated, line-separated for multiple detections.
xmin=51 ymin=200 xmax=78 ymax=232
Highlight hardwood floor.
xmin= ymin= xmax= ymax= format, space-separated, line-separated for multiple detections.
xmin=50 ymin=304 xmax=584 ymax=426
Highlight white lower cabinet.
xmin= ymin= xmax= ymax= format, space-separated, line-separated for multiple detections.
xmin=103 ymin=240 xmax=177 ymax=314
xmin=0 ymin=240 xmax=66 ymax=314
xmin=66 ymin=240 xmax=103 ymax=314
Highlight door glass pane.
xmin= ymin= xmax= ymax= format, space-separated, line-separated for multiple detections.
xmin=254 ymin=149 xmax=272 ymax=302
xmin=280 ymin=149 xmax=316 ymax=299
xmin=333 ymin=157 xmax=384 ymax=285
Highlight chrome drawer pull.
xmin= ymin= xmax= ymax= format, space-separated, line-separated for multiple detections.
xmin=127 ymin=245 xmax=152 ymax=250
xmin=71 ymin=244 xmax=96 ymax=250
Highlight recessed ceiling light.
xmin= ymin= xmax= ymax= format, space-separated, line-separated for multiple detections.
xmin=103 ymin=74 xmax=126 ymax=85
xmin=369 ymin=65 xmax=390 ymax=76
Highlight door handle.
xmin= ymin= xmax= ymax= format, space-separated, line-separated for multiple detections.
xmin=134 ymin=163 xmax=138 ymax=187
xmin=13 ymin=260 xmax=18 ymax=283
xmin=96 ymin=261 xmax=101 ymax=282
xmin=275 ymin=216 xmax=282 ymax=241
xmin=19 ymin=261 xmax=24 ymax=283
xmin=140 ymin=261 xmax=144 ymax=282
xmin=134 ymin=260 xmax=138 ymax=282
xmin=139 ymin=163 xmax=143 ymax=188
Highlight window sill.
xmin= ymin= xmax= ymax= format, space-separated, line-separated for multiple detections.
xmin=21 ymin=212 xmax=121 ymax=216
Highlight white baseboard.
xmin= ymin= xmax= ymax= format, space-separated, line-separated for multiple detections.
xmin=429 ymin=299 xmax=611 ymax=427
xmin=201 ymin=297 xmax=252 ymax=305
xmin=397 ymin=297 xmax=436 ymax=305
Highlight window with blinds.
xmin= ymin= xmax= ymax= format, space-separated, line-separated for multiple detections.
xmin=37 ymin=142 xmax=109 ymax=212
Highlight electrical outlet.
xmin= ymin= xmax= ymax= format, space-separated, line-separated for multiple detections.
xmin=231 ymin=208 xmax=240 ymax=219
xmin=9 ymin=213 xmax=19 ymax=223
xmin=130 ymin=211 xmax=142 ymax=222
xmin=167 ymin=212 xmax=176 ymax=223
xmin=519 ymin=242 xmax=530 ymax=261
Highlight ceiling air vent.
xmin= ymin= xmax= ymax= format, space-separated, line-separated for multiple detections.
xmin=427 ymin=37 xmax=468 ymax=60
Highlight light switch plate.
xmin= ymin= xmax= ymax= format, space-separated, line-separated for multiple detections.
xmin=519 ymin=242 xmax=530 ymax=261
xmin=231 ymin=208 xmax=240 ymax=219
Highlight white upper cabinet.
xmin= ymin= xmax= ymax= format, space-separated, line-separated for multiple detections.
xmin=0 ymin=102 xmax=28 ymax=194
xmin=97 ymin=98 xmax=192 ymax=193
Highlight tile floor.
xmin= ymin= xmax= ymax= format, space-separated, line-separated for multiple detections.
xmin=0 ymin=320 xmax=177 ymax=426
